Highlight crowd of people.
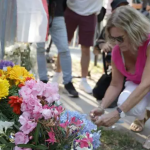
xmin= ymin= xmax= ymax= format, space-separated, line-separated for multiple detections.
xmin=35 ymin=0 xmax=150 ymax=148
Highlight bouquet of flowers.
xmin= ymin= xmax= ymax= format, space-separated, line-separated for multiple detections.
xmin=0 ymin=60 xmax=34 ymax=119
xmin=4 ymin=43 xmax=38 ymax=78
xmin=0 ymin=60 xmax=101 ymax=150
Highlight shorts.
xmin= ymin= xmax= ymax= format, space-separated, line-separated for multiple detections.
xmin=65 ymin=7 xmax=97 ymax=47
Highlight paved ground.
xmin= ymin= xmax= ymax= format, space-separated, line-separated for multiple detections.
xmin=47 ymin=44 xmax=150 ymax=144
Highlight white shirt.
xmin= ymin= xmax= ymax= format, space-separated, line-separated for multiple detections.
xmin=67 ymin=0 xmax=103 ymax=16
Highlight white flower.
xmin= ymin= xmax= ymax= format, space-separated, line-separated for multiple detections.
xmin=55 ymin=100 xmax=61 ymax=106
xmin=68 ymin=125 xmax=79 ymax=135
xmin=42 ymin=109 xmax=52 ymax=120
xmin=3 ymin=67 xmax=7 ymax=71
xmin=20 ymin=44 xmax=27 ymax=49
xmin=0 ymin=121 xmax=14 ymax=133
xmin=71 ymin=146 xmax=93 ymax=150
xmin=75 ymin=146 xmax=93 ymax=150
xmin=5 ymin=44 xmax=20 ymax=55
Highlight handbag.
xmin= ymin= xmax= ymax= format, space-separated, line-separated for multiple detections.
xmin=93 ymin=52 xmax=118 ymax=108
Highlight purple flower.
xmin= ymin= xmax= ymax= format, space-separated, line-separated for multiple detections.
xmin=0 ymin=60 xmax=14 ymax=69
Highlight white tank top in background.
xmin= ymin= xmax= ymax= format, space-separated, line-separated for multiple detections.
xmin=67 ymin=0 xmax=103 ymax=16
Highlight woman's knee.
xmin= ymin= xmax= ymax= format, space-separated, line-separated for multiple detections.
xmin=118 ymin=91 xmax=147 ymax=119
xmin=117 ymin=91 xmax=130 ymax=106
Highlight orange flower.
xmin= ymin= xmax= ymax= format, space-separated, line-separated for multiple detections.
xmin=18 ymin=83 xmax=25 ymax=88
xmin=8 ymin=96 xmax=23 ymax=115
xmin=26 ymin=77 xmax=33 ymax=81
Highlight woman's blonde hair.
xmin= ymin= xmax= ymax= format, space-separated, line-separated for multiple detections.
xmin=106 ymin=6 xmax=150 ymax=50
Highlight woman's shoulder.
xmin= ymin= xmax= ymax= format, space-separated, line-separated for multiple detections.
xmin=112 ymin=45 xmax=120 ymax=58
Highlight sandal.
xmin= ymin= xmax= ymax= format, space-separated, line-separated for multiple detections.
xmin=130 ymin=110 xmax=150 ymax=132
xmin=130 ymin=119 xmax=144 ymax=132
xmin=143 ymin=135 xmax=150 ymax=149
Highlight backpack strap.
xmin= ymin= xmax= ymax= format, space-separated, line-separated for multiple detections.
xmin=102 ymin=52 xmax=108 ymax=75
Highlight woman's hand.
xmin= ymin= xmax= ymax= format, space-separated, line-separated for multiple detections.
xmin=90 ymin=107 xmax=104 ymax=122
xmin=94 ymin=110 xmax=120 ymax=127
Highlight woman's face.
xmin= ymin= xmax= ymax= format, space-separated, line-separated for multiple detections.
xmin=109 ymin=27 xmax=130 ymax=52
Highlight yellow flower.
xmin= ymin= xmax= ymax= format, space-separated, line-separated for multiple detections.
xmin=0 ymin=79 xmax=10 ymax=100
xmin=7 ymin=65 xmax=34 ymax=85
xmin=0 ymin=70 xmax=6 ymax=79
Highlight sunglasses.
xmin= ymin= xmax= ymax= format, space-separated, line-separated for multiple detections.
xmin=109 ymin=35 xmax=124 ymax=43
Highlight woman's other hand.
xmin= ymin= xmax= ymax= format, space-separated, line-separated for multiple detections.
xmin=94 ymin=110 xmax=120 ymax=127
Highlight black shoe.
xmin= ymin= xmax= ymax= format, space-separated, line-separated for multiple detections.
xmin=65 ymin=82 xmax=79 ymax=98
xmin=41 ymin=80 xmax=48 ymax=83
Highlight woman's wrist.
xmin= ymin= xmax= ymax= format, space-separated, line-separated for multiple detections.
xmin=98 ymin=100 xmax=105 ymax=114
xmin=99 ymin=99 xmax=107 ymax=109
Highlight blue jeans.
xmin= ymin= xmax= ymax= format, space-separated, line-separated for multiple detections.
xmin=36 ymin=42 xmax=48 ymax=81
xmin=37 ymin=17 xmax=72 ymax=84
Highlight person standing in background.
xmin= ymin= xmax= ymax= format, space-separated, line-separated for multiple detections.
xmin=37 ymin=0 xmax=79 ymax=98
xmin=54 ymin=0 xmax=102 ymax=94
xmin=141 ymin=0 xmax=150 ymax=12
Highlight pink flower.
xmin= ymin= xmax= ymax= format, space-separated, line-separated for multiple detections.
xmin=28 ymin=97 xmax=37 ymax=106
xmin=19 ymin=115 xmax=37 ymax=134
xmin=21 ymin=96 xmax=40 ymax=114
xmin=51 ymin=108 xmax=59 ymax=118
xmin=59 ymin=120 xmax=69 ymax=128
xmin=76 ymin=139 xmax=89 ymax=148
xmin=76 ymin=133 xmax=93 ymax=148
xmin=14 ymin=147 xmax=32 ymax=150
xmin=25 ymin=79 xmax=36 ymax=89
xmin=33 ymin=103 xmax=43 ymax=119
xmin=46 ymin=131 xmax=56 ymax=145
xmin=56 ymin=106 xmax=64 ymax=115
xmin=21 ymin=102 xmax=33 ymax=114
xmin=14 ymin=132 xmax=29 ymax=145
xmin=45 ymin=93 xmax=59 ymax=104
xmin=43 ymin=105 xmax=50 ymax=109
xmin=32 ymin=81 xmax=45 ymax=96
xmin=86 ymin=133 xmax=93 ymax=143
xmin=71 ymin=117 xmax=83 ymax=126
xmin=14 ymin=146 xmax=23 ymax=150
xmin=22 ymin=112 xmax=31 ymax=118
xmin=42 ymin=109 xmax=52 ymax=120
xmin=19 ymin=87 xmax=32 ymax=100
xmin=43 ymin=83 xmax=59 ymax=97
xmin=43 ymin=83 xmax=60 ymax=104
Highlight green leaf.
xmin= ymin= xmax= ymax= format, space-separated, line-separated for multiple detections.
xmin=6 ymin=143 xmax=15 ymax=147
xmin=0 ymin=137 xmax=7 ymax=144
xmin=13 ymin=124 xmax=20 ymax=130
xmin=18 ymin=144 xmax=36 ymax=149
xmin=34 ymin=145 xmax=49 ymax=150
xmin=34 ymin=123 xmax=41 ymax=145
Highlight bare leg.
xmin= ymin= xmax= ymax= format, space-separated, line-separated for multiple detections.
xmin=79 ymin=45 xmax=92 ymax=94
xmin=55 ymin=54 xmax=62 ymax=73
xmin=81 ymin=45 xmax=90 ymax=78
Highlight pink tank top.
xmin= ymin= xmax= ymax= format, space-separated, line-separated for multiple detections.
xmin=112 ymin=35 xmax=150 ymax=84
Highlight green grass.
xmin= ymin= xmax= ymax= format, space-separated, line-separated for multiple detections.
xmin=98 ymin=128 xmax=146 ymax=150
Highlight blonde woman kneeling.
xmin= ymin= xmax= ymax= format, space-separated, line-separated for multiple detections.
xmin=90 ymin=6 xmax=150 ymax=149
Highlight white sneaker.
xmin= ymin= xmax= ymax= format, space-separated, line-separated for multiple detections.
xmin=79 ymin=79 xmax=92 ymax=94
xmin=52 ymin=72 xmax=63 ymax=84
